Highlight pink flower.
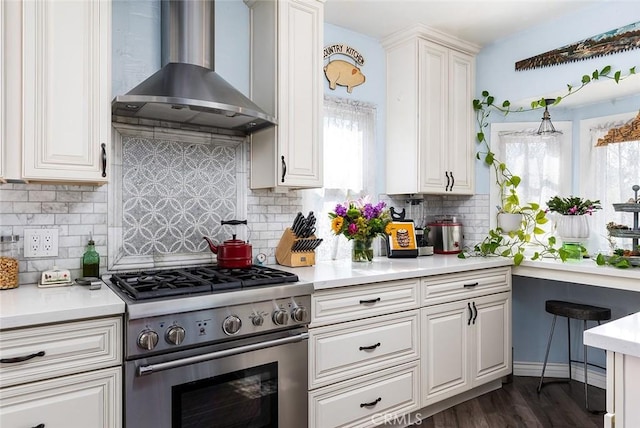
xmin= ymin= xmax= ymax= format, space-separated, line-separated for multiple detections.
xmin=348 ymin=223 xmax=358 ymax=234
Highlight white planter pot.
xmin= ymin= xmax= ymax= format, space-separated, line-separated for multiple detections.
xmin=556 ymin=215 xmax=590 ymax=242
xmin=497 ymin=213 xmax=523 ymax=233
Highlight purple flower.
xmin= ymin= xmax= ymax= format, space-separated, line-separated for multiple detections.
xmin=334 ymin=204 xmax=347 ymax=216
xmin=568 ymin=206 xmax=578 ymax=215
xmin=348 ymin=223 xmax=358 ymax=234
xmin=363 ymin=203 xmax=376 ymax=220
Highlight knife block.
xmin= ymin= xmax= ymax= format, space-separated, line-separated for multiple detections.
xmin=275 ymin=228 xmax=316 ymax=267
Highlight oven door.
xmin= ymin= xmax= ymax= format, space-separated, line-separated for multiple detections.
xmin=124 ymin=327 xmax=308 ymax=428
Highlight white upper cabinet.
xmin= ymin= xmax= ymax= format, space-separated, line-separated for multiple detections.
xmin=3 ymin=0 xmax=110 ymax=184
xmin=246 ymin=0 xmax=324 ymax=189
xmin=384 ymin=26 xmax=478 ymax=195
xmin=0 ymin=0 xmax=5 ymax=181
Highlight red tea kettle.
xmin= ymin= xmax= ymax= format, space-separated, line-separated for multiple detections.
xmin=203 ymin=220 xmax=253 ymax=269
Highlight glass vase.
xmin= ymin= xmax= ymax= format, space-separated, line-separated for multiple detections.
xmin=352 ymin=237 xmax=374 ymax=263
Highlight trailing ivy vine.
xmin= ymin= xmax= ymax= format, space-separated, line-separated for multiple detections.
xmin=459 ymin=65 xmax=637 ymax=266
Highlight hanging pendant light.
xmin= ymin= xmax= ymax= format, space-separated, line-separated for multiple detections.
xmin=537 ymin=98 xmax=557 ymax=135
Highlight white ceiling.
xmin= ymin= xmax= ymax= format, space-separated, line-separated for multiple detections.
xmin=324 ymin=0 xmax=600 ymax=46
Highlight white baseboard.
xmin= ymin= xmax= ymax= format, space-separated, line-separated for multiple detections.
xmin=513 ymin=361 xmax=606 ymax=390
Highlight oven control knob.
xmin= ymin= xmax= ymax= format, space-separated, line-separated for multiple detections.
xmin=165 ymin=325 xmax=186 ymax=345
xmin=251 ymin=313 xmax=264 ymax=327
xmin=137 ymin=330 xmax=159 ymax=351
xmin=291 ymin=306 xmax=308 ymax=323
xmin=222 ymin=315 xmax=242 ymax=335
xmin=272 ymin=309 xmax=289 ymax=326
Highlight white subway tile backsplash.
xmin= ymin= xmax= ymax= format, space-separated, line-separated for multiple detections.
xmin=29 ymin=191 xmax=57 ymax=201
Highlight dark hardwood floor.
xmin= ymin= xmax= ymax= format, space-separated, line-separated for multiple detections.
xmin=415 ymin=376 xmax=606 ymax=428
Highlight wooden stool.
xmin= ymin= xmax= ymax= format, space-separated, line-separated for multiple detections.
xmin=537 ymin=300 xmax=611 ymax=413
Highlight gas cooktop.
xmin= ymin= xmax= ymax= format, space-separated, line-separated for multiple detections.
xmin=108 ymin=264 xmax=299 ymax=301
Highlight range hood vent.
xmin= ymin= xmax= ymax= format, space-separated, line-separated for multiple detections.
xmin=112 ymin=0 xmax=275 ymax=134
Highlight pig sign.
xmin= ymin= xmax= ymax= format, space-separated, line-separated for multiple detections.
xmin=324 ymin=60 xmax=366 ymax=93
xmin=323 ymin=43 xmax=366 ymax=94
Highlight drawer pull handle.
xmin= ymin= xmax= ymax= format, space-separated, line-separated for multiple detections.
xmin=467 ymin=302 xmax=473 ymax=325
xmin=1 ymin=350 xmax=45 ymax=364
xmin=32 ymin=424 xmax=45 ymax=428
xmin=281 ymin=156 xmax=287 ymax=183
xmin=359 ymin=342 xmax=381 ymax=351
xmin=359 ymin=297 xmax=381 ymax=305
xmin=360 ymin=397 xmax=382 ymax=408
xmin=463 ymin=282 xmax=479 ymax=288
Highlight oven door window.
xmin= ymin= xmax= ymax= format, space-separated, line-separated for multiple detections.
xmin=172 ymin=362 xmax=278 ymax=428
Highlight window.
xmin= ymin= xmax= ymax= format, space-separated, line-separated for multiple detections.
xmin=489 ymin=122 xmax=572 ymax=229
xmin=580 ymin=111 xmax=640 ymax=253
xmin=301 ymin=96 xmax=376 ymax=261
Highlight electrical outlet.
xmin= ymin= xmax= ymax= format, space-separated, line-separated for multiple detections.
xmin=24 ymin=228 xmax=59 ymax=257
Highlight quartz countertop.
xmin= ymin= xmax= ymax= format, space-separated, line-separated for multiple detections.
xmin=280 ymin=255 xmax=513 ymax=290
xmin=584 ymin=312 xmax=640 ymax=358
xmin=0 ymin=283 xmax=125 ymax=330
xmin=514 ymin=257 xmax=640 ymax=292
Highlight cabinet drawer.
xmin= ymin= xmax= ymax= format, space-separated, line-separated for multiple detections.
xmin=312 ymin=278 xmax=419 ymax=326
xmin=0 ymin=317 xmax=122 ymax=387
xmin=309 ymin=361 xmax=419 ymax=428
xmin=421 ymin=267 xmax=511 ymax=305
xmin=0 ymin=366 xmax=121 ymax=428
xmin=310 ymin=310 xmax=419 ymax=389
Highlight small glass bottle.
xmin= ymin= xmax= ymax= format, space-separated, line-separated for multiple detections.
xmin=82 ymin=236 xmax=100 ymax=277
xmin=0 ymin=235 xmax=20 ymax=289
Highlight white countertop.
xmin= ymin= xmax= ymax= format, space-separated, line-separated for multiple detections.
xmin=0 ymin=283 xmax=125 ymax=330
xmin=2 ymin=254 xmax=638 ymax=331
xmin=584 ymin=312 xmax=640 ymax=358
xmin=281 ymin=255 xmax=513 ymax=290
xmin=514 ymin=257 xmax=640 ymax=292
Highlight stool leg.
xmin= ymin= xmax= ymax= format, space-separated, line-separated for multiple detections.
xmin=584 ymin=319 xmax=589 ymax=410
xmin=538 ymin=314 xmax=558 ymax=393
xmin=567 ymin=316 xmax=572 ymax=381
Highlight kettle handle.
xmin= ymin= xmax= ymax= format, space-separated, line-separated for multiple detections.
xmin=221 ymin=220 xmax=247 ymax=226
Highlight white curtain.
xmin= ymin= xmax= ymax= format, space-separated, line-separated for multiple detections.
xmin=587 ymin=122 xmax=640 ymax=252
xmin=301 ymin=96 xmax=377 ymax=261
xmin=497 ymin=130 xmax=565 ymax=208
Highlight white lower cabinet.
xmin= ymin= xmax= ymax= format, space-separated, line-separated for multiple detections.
xmin=605 ymin=351 xmax=640 ymax=428
xmin=309 ymin=361 xmax=420 ymax=428
xmin=421 ymin=291 xmax=511 ymax=406
xmin=308 ymin=268 xmax=511 ymax=427
xmin=0 ymin=316 xmax=122 ymax=428
xmin=0 ymin=367 xmax=121 ymax=428
xmin=421 ymin=292 xmax=511 ymax=406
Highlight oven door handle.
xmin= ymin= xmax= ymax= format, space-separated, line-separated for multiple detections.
xmin=137 ymin=332 xmax=309 ymax=376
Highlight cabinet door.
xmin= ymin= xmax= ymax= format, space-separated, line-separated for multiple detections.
xmin=248 ymin=0 xmax=323 ymax=189
xmin=447 ymin=50 xmax=475 ymax=195
xmin=421 ymin=300 xmax=471 ymax=406
xmin=470 ymin=292 xmax=511 ymax=386
xmin=277 ymin=0 xmax=323 ymax=188
xmin=0 ymin=367 xmax=122 ymax=428
xmin=21 ymin=0 xmax=110 ymax=183
xmin=418 ymin=39 xmax=448 ymax=193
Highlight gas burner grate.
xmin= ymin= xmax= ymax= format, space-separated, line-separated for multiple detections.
xmin=108 ymin=265 xmax=298 ymax=301
xmin=110 ymin=268 xmax=242 ymax=300
xmin=214 ymin=265 xmax=299 ymax=287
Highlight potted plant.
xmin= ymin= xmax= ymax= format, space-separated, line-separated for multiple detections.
xmin=546 ymin=195 xmax=602 ymax=242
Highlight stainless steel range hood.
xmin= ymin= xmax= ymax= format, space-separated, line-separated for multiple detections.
xmin=112 ymin=0 xmax=275 ymax=134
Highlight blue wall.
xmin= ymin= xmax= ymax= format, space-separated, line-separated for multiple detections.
xmin=476 ymin=3 xmax=640 ymax=367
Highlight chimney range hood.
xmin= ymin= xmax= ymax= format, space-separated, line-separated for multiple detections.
xmin=112 ymin=0 xmax=275 ymax=134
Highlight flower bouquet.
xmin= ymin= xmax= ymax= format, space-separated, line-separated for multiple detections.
xmin=329 ymin=196 xmax=392 ymax=262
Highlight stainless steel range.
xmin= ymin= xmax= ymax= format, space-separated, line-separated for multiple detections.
xmin=106 ymin=264 xmax=312 ymax=428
